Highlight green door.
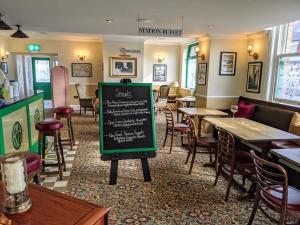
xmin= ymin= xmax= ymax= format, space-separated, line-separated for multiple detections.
xmin=32 ymin=57 xmax=52 ymax=100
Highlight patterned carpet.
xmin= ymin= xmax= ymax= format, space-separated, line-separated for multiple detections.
xmin=64 ymin=112 xmax=274 ymax=225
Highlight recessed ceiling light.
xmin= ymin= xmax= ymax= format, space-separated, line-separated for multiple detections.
xmin=208 ymin=25 xmax=215 ymax=29
xmin=106 ymin=19 xmax=113 ymax=23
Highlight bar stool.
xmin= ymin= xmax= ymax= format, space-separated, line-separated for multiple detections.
xmin=25 ymin=152 xmax=42 ymax=184
xmin=54 ymin=106 xmax=75 ymax=150
xmin=35 ymin=119 xmax=65 ymax=180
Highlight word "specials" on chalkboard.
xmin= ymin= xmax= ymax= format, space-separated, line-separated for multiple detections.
xmin=99 ymin=82 xmax=157 ymax=154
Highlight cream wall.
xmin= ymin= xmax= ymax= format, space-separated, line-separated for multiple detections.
xmin=143 ymin=44 xmax=180 ymax=84
xmin=103 ymin=41 xmax=144 ymax=82
xmin=243 ymin=31 xmax=270 ymax=100
xmin=5 ymin=38 xmax=103 ymax=84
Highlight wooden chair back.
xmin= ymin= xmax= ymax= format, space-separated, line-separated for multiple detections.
xmin=164 ymin=108 xmax=174 ymax=130
xmin=250 ymin=150 xmax=288 ymax=222
xmin=159 ymin=85 xmax=170 ymax=99
xmin=186 ymin=115 xmax=196 ymax=140
xmin=217 ymin=128 xmax=235 ymax=159
xmin=75 ymin=83 xmax=86 ymax=99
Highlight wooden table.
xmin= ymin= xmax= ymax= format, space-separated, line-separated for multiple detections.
xmin=0 ymin=184 xmax=109 ymax=225
xmin=178 ymin=107 xmax=228 ymax=136
xmin=175 ymin=96 xmax=196 ymax=107
xmin=271 ymin=148 xmax=300 ymax=167
xmin=204 ymin=117 xmax=300 ymax=157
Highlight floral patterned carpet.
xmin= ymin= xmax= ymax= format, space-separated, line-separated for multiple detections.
xmin=65 ymin=112 xmax=274 ymax=225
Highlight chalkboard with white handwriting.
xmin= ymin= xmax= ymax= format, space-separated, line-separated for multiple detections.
xmin=99 ymin=82 xmax=157 ymax=154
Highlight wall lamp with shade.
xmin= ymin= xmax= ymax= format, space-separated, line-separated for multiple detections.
xmin=1 ymin=52 xmax=9 ymax=61
xmin=157 ymin=54 xmax=165 ymax=63
xmin=247 ymin=45 xmax=259 ymax=60
xmin=76 ymin=50 xmax=87 ymax=61
xmin=195 ymin=45 xmax=205 ymax=61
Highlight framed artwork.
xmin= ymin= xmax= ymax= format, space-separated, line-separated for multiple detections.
xmin=1 ymin=62 xmax=8 ymax=74
xmin=246 ymin=62 xmax=263 ymax=93
xmin=197 ymin=63 xmax=207 ymax=85
xmin=110 ymin=56 xmax=137 ymax=78
xmin=153 ymin=64 xmax=167 ymax=81
xmin=71 ymin=63 xmax=92 ymax=77
xmin=219 ymin=52 xmax=237 ymax=75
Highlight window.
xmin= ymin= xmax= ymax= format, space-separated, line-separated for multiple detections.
xmin=272 ymin=20 xmax=300 ymax=104
xmin=185 ymin=43 xmax=197 ymax=89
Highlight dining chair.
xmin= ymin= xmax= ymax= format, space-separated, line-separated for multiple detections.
xmin=156 ymin=85 xmax=170 ymax=113
xmin=163 ymin=108 xmax=190 ymax=154
xmin=75 ymin=83 xmax=95 ymax=116
xmin=93 ymin=89 xmax=99 ymax=121
xmin=247 ymin=150 xmax=300 ymax=225
xmin=185 ymin=116 xmax=217 ymax=174
xmin=214 ymin=128 xmax=254 ymax=201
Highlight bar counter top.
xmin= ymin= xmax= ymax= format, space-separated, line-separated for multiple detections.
xmin=0 ymin=91 xmax=42 ymax=110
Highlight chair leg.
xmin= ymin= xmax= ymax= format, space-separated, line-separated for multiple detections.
xmin=70 ymin=116 xmax=75 ymax=145
xmin=33 ymin=170 xmax=41 ymax=185
xmin=58 ymin=131 xmax=66 ymax=172
xmin=54 ymin=133 xmax=63 ymax=180
xmin=163 ymin=129 xmax=168 ymax=148
xmin=225 ymin=164 xmax=235 ymax=202
xmin=247 ymin=195 xmax=260 ymax=225
xmin=169 ymin=131 xmax=174 ymax=154
xmin=181 ymin=131 xmax=184 ymax=146
xmin=242 ymin=175 xmax=246 ymax=186
xmin=185 ymin=134 xmax=191 ymax=164
xmin=188 ymin=145 xmax=197 ymax=174
xmin=80 ymin=107 xmax=82 ymax=115
xmin=214 ymin=156 xmax=223 ymax=186
xmin=84 ymin=107 xmax=87 ymax=114
xmin=67 ymin=117 xmax=73 ymax=150
xmin=209 ymin=147 xmax=212 ymax=162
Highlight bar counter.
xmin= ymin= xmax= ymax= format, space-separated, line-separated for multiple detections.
xmin=0 ymin=92 xmax=44 ymax=155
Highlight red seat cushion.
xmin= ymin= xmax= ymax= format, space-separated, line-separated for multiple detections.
xmin=196 ymin=137 xmax=217 ymax=147
xmin=261 ymin=185 xmax=300 ymax=211
xmin=173 ymin=123 xmax=190 ymax=132
xmin=35 ymin=119 xmax=63 ymax=131
xmin=235 ymin=151 xmax=253 ymax=164
xmin=54 ymin=106 xmax=73 ymax=115
xmin=25 ymin=153 xmax=41 ymax=174
xmin=235 ymin=100 xmax=255 ymax=119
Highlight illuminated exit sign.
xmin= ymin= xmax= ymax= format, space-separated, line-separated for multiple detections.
xmin=27 ymin=44 xmax=41 ymax=52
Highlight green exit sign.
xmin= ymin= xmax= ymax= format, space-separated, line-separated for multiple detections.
xmin=27 ymin=44 xmax=41 ymax=52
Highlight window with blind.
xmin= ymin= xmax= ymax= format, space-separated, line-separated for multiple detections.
xmin=185 ymin=43 xmax=197 ymax=89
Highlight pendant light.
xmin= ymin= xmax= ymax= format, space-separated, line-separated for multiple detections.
xmin=11 ymin=25 xmax=29 ymax=38
xmin=0 ymin=13 xmax=12 ymax=30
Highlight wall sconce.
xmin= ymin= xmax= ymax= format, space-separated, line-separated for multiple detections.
xmin=1 ymin=52 xmax=9 ymax=61
xmin=247 ymin=45 xmax=258 ymax=60
xmin=157 ymin=56 xmax=165 ymax=63
xmin=76 ymin=50 xmax=87 ymax=61
xmin=195 ymin=45 xmax=205 ymax=61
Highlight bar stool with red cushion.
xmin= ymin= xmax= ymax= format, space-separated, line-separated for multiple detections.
xmin=163 ymin=108 xmax=190 ymax=154
xmin=35 ymin=119 xmax=65 ymax=180
xmin=54 ymin=106 xmax=75 ymax=150
xmin=25 ymin=152 xmax=42 ymax=184
xmin=248 ymin=151 xmax=300 ymax=225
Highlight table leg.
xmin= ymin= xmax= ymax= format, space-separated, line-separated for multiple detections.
xmin=261 ymin=141 xmax=272 ymax=159
xmin=197 ymin=116 xmax=203 ymax=138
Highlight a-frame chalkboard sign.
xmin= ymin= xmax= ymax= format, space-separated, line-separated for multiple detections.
xmin=99 ymin=82 xmax=157 ymax=184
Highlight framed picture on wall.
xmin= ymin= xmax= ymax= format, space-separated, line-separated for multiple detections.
xmin=109 ymin=56 xmax=137 ymax=78
xmin=153 ymin=64 xmax=167 ymax=81
xmin=71 ymin=63 xmax=92 ymax=77
xmin=219 ymin=52 xmax=237 ymax=75
xmin=197 ymin=63 xmax=207 ymax=85
xmin=246 ymin=62 xmax=263 ymax=93
xmin=0 ymin=62 xmax=8 ymax=74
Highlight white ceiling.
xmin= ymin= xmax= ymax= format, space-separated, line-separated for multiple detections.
xmin=1 ymin=0 xmax=300 ymax=40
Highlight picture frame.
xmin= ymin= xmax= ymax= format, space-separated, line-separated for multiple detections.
xmin=219 ymin=52 xmax=237 ymax=76
xmin=246 ymin=62 xmax=263 ymax=93
xmin=109 ymin=56 xmax=137 ymax=78
xmin=1 ymin=62 xmax=8 ymax=74
xmin=197 ymin=63 xmax=207 ymax=85
xmin=153 ymin=64 xmax=167 ymax=82
xmin=71 ymin=63 xmax=92 ymax=77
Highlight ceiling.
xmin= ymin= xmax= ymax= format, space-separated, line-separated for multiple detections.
xmin=1 ymin=0 xmax=300 ymax=40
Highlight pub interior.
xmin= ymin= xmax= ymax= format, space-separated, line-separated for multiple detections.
xmin=0 ymin=1 xmax=300 ymax=224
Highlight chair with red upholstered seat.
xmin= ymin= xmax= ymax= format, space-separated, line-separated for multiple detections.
xmin=248 ymin=151 xmax=300 ymax=225
xmin=163 ymin=108 xmax=190 ymax=154
xmin=35 ymin=119 xmax=65 ymax=180
xmin=185 ymin=116 xmax=217 ymax=174
xmin=214 ymin=128 xmax=255 ymax=202
xmin=25 ymin=152 xmax=42 ymax=184
xmin=54 ymin=106 xmax=75 ymax=150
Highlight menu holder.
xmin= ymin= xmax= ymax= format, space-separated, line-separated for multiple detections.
xmin=98 ymin=82 xmax=157 ymax=185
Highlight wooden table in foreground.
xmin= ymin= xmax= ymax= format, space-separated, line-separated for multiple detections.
xmin=204 ymin=117 xmax=300 ymax=157
xmin=0 ymin=184 xmax=109 ymax=225
xmin=178 ymin=107 xmax=228 ymax=136
xmin=271 ymin=148 xmax=300 ymax=167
